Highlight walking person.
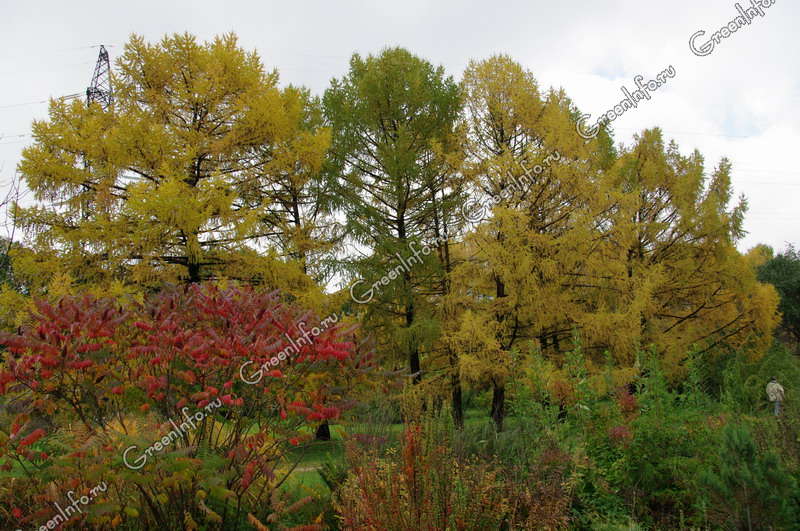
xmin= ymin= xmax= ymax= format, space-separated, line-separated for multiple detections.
xmin=766 ymin=377 xmax=785 ymax=416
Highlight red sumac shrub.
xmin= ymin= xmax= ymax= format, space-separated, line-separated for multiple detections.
xmin=0 ymin=284 xmax=366 ymax=530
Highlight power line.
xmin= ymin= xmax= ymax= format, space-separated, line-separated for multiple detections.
xmin=613 ymin=127 xmax=756 ymax=139
xmin=736 ymin=181 xmax=800 ymax=186
xmin=0 ymin=92 xmax=84 ymax=110
xmin=56 ymin=44 xmax=118 ymax=52
xmin=0 ymin=99 xmax=50 ymax=110
xmin=736 ymin=168 xmax=800 ymax=175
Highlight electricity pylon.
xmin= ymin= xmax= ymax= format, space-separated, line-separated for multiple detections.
xmin=85 ymin=45 xmax=113 ymax=110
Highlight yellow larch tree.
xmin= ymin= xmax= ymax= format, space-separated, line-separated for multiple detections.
xmin=13 ymin=33 xmax=329 ymax=302
xmin=451 ymin=55 xmax=608 ymax=430
xmin=586 ymin=129 xmax=779 ymax=379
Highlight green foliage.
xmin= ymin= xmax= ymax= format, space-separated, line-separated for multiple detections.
xmin=721 ymin=343 xmax=800 ymax=415
xmin=0 ymin=238 xmax=14 ymax=288
xmin=324 ymin=46 xmax=464 ymax=392
xmin=699 ymin=423 xmax=799 ymax=529
xmin=621 ymin=365 xmax=719 ymax=527
xmin=759 ymin=245 xmax=800 ymax=343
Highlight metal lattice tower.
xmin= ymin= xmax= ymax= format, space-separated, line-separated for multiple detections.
xmin=85 ymin=45 xmax=113 ymax=110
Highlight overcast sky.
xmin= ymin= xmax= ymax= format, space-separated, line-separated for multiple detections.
xmin=1 ymin=0 xmax=797 ymax=252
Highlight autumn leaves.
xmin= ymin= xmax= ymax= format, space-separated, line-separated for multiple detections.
xmin=8 ymin=35 xmax=779 ymax=434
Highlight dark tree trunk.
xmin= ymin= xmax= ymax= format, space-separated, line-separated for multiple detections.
xmin=432 ymin=395 xmax=443 ymax=414
xmin=406 ymin=297 xmax=421 ymax=384
xmin=452 ymin=375 xmax=464 ymax=429
xmin=187 ymin=261 xmax=201 ymax=283
xmin=315 ymin=420 xmax=331 ymax=441
xmin=410 ymin=349 xmax=421 ymax=384
xmin=491 ymin=382 xmax=505 ymax=432
xmin=557 ymin=402 xmax=567 ymax=422
xmin=450 ymin=349 xmax=463 ymax=428
xmin=491 ymin=275 xmax=508 ymax=433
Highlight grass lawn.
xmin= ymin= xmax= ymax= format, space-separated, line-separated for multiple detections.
xmin=278 ymin=407 xmax=510 ymax=492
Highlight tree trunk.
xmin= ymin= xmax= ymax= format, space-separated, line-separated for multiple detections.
xmin=491 ymin=382 xmax=505 ymax=432
xmin=410 ymin=348 xmax=421 ymax=384
xmin=558 ymin=402 xmax=567 ymax=422
xmin=450 ymin=349 xmax=463 ymax=428
xmin=185 ymin=230 xmax=202 ymax=283
xmin=406 ymin=297 xmax=421 ymax=384
xmin=451 ymin=375 xmax=464 ymax=429
xmin=315 ymin=420 xmax=331 ymax=441
xmin=491 ymin=274 xmax=507 ymax=432
xmin=187 ymin=261 xmax=201 ymax=284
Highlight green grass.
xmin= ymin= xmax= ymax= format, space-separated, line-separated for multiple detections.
xmin=286 ymin=439 xmax=344 ymax=468
xmin=279 ymin=408 xmax=493 ymax=483
xmin=280 ymin=467 xmax=330 ymax=494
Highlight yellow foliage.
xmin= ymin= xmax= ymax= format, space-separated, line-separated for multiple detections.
xmin=449 ymin=57 xmax=778 ymax=388
xmin=14 ymin=33 xmax=329 ymax=297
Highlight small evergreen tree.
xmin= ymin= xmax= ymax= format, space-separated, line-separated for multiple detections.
xmin=699 ymin=423 xmax=798 ymax=530
xmin=759 ymin=245 xmax=800 ymax=345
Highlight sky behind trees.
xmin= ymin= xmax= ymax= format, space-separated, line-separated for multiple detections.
xmin=1 ymin=0 xmax=797 ymax=251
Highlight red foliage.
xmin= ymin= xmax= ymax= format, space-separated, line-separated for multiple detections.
xmin=0 ymin=284 xmax=370 ymax=528
xmin=17 ymin=428 xmax=46 ymax=448
xmin=0 ymin=295 xmax=127 ymax=397
xmin=609 ymin=424 xmax=633 ymax=446
xmin=617 ymin=387 xmax=638 ymax=416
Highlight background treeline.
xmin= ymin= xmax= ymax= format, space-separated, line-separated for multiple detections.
xmin=0 ymin=32 xmax=798 ymax=530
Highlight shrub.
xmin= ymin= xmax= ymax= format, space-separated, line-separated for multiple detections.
xmin=617 ymin=360 xmax=720 ymax=528
xmin=0 ymin=284 xmax=364 ymax=530
xmin=335 ymin=423 xmax=508 ymax=530
xmin=698 ymin=423 xmax=799 ymax=530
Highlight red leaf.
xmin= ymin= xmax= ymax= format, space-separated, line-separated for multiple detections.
xmin=40 ymin=357 xmax=60 ymax=368
xmin=77 ymin=343 xmax=103 ymax=353
xmin=18 ymin=428 xmax=45 ymax=448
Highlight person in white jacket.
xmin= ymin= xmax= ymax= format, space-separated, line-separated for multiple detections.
xmin=766 ymin=377 xmax=786 ymax=416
